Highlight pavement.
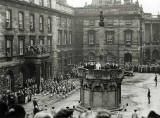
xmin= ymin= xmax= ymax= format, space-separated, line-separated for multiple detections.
xmin=23 ymin=73 xmax=160 ymax=118
xmin=118 ymin=73 xmax=160 ymax=118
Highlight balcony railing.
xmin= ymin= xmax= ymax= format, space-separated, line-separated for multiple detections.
xmin=25 ymin=45 xmax=51 ymax=57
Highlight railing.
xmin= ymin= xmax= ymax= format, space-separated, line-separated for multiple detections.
xmin=78 ymin=67 xmax=124 ymax=80
xmin=25 ymin=45 xmax=51 ymax=57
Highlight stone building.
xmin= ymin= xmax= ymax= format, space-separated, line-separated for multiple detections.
xmin=0 ymin=0 xmax=75 ymax=92
xmin=74 ymin=0 xmax=160 ymax=65
xmin=143 ymin=14 xmax=160 ymax=64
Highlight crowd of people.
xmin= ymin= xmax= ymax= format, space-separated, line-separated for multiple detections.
xmin=0 ymin=99 xmax=75 ymax=118
xmin=82 ymin=62 xmax=120 ymax=70
xmin=80 ymin=61 xmax=160 ymax=74
xmin=41 ymin=79 xmax=77 ymax=97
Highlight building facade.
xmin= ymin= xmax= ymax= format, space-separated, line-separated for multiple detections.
xmin=74 ymin=0 xmax=160 ymax=65
xmin=0 ymin=0 xmax=160 ymax=93
xmin=0 ymin=0 xmax=75 ymax=93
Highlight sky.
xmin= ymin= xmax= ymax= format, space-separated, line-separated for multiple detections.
xmin=67 ymin=0 xmax=160 ymax=15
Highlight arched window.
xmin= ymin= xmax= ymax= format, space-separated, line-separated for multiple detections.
xmin=152 ymin=49 xmax=160 ymax=60
xmin=88 ymin=52 xmax=95 ymax=62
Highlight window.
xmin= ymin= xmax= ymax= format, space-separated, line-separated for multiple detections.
xmin=88 ymin=31 xmax=95 ymax=45
xmin=69 ymin=32 xmax=72 ymax=45
xmin=39 ymin=16 xmax=44 ymax=31
xmin=125 ymin=30 xmax=132 ymax=46
xmin=88 ymin=53 xmax=95 ymax=61
xmin=58 ymin=30 xmax=62 ymax=45
xmin=30 ymin=14 xmax=35 ymax=31
xmin=106 ymin=31 xmax=114 ymax=44
xmin=48 ymin=17 xmax=52 ymax=33
xmin=39 ymin=0 xmax=44 ymax=6
xmin=126 ymin=20 xmax=132 ymax=25
xmin=6 ymin=9 xmax=12 ymax=29
xmin=64 ymin=31 xmax=67 ymax=45
xmin=47 ymin=36 xmax=52 ymax=52
xmin=18 ymin=12 xmax=24 ymax=30
xmin=47 ymin=0 xmax=51 ymax=8
xmin=30 ymin=36 xmax=35 ymax=46
xmin=5 ymin=36 xmax=13 ymax=57
xmin=89 ymin=20 xmax=95 ymax=26
xmin=18 ymin=36 xmax=25 ymax=56
xmin=107 ymin=19 xmax=113 ymax=26
xmin=39 ymin=36 xmax=44 ymax=45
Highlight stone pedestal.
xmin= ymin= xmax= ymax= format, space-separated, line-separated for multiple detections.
xmin=78 ymin=68 xmax=124 ymax=111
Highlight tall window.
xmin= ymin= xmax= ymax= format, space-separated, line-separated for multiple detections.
xmin=47 ymin=0 xmax=51 ymax=8
xmin=58 ymin=30 xmax=62 ymax=45
xmin=48 ymin=17 xmax=52 ymax=33
xmin=18 ymin=12 xmax=24 ymax=30
xmin=30 ymin=14 xmax=35 ymax=31
xmin=6 ymin=9 xmax=12 ymax=29
xmin=18 ymin=36 xmax=25 ymax=56
xmin=39 ymin=16 xmax=44 ymax=31
xmin=39 ymin=36 xmax=44 ymax=46
xmin=88 ymin=31 xmax=95 ymax=45
xmin=5 ymin=36 xmax=13 ymax=57
xmin=39 ymin=0 xmax=44 ymax=6
xmin=47 ymin=36 xmax=52 ymax=52
xmin=69 ymin=32 xmax=72 ymax=45
xmin=64 ymin=31 xmax=67 ymax=45
xmin=106 ymin=31 xmax=114 ymax=44
xmin=39 ymin=36 xmax=45 ymax=53
xmin=125 ymin=30 xmax=132 ymax=46
xmin=30 ymin=36 xmax=35 ymax=46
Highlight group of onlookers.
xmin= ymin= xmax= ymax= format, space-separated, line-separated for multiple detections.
xmin=83 ymin=62 xmax=120 ymax=70
xmin=41 ymin=79 xmax=76 ymax=97
xmin=1 ymin=89 xmax=32 ymax=106
xmin=0 ymin=99 xmax=74 ymax=118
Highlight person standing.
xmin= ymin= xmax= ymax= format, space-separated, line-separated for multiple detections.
xmin=147 ymin=88 xmax=151 ymax=104
xmin=154 ymin=74 xmax=158 ymax=87
xmin=132 ymin=110 xmax=139 ymax=118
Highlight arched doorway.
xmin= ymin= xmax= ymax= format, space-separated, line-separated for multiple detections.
xmin=88 ymin=52 xmax=95 ymax=62
xmin=124 ymin=53 xmax=132 ymax=64
xmin=152 ymin=49 xmax=160 ymax=61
